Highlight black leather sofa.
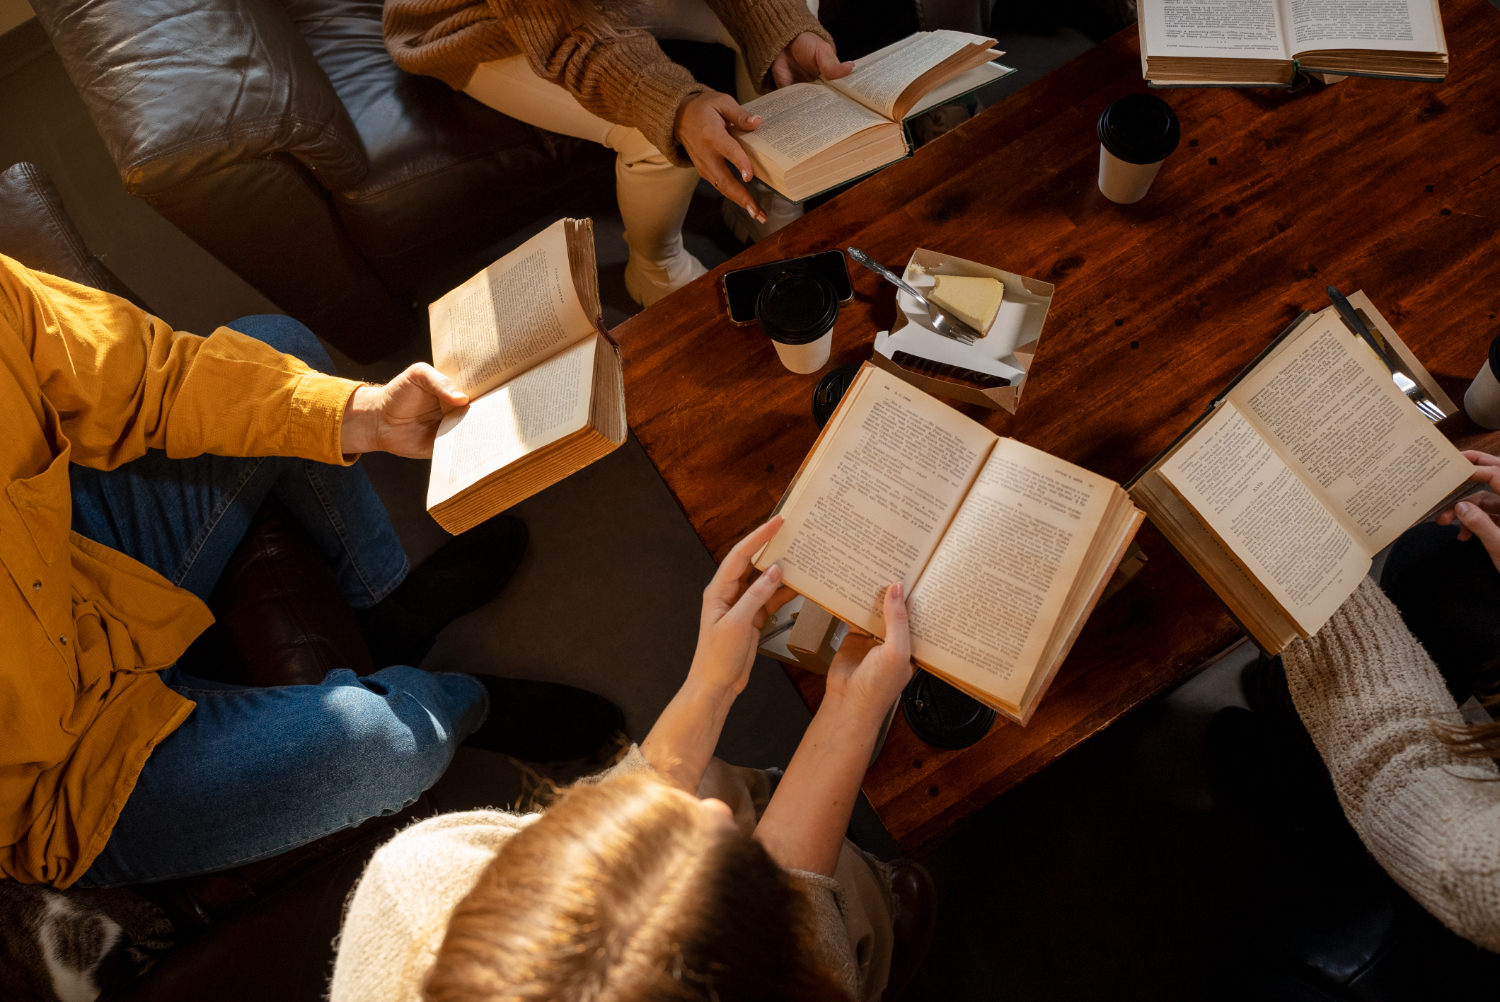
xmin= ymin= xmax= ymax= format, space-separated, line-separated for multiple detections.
xmin=27 ymin=0 xmax=613 ymax=363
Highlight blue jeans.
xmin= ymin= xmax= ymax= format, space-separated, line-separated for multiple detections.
xmin=72 ymin=316 xmax=488 ymax=888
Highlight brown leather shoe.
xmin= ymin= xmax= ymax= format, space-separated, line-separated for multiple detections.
xmin=881 ymin=860 xmax=937 ymax=1001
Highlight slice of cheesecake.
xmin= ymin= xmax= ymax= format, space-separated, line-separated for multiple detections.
xmin=928 ymin=275 xmax=1003 ymax=334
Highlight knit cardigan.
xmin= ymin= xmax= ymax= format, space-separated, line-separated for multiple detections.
xmin=327 ymin=746 xmax=863 ymax=1002
xmin=1283 ymin=577 xmax=1500 ymax=951
xmin=381 ymin=0 xmax=832 ymax=167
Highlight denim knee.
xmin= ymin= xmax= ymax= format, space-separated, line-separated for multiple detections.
xmin=226 ymin=314 xmax=336 ymax=375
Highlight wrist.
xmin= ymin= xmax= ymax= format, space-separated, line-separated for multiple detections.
xmin=815 ymin=687 xmax=894 ymax=736
xmin=339 ymin=384 xmax=380 ymax=455
xmin=680 ymin=667 xmax=741 ymax=715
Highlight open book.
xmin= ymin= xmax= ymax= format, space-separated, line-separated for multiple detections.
xmin=1139 ymin=0 xmax=1446 ymax=86
xmin=425 ymin=219 xmax=626 ymax=535
xmin=735 ymin=30 xmax=1010 ymax=202
xmin=754 ymin=365 xmax=1144 ymax=724
xmin=1130 ymin=300 xmax=1469 ymax=653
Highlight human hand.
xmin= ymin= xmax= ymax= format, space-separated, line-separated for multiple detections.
xmin=824 ymin=582 xmax=914 ymax=723
xmin=770 ymin=31 xmax=854 ymax=88
xmin=688 ymin=517 xmax=798 ymax=697
xmin=675 ymin=90 xmax=767 ymax=224
xmin=1434 ymin=451 xmax=1500 ymax=544
xmin=339 ymin=364 xmax=468 ymax=458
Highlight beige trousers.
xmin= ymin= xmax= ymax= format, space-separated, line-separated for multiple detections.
xmin=461 ymin=0 xmax=816 ymax=278
xmin=697 ymin=756 xmax=895 ymax=1002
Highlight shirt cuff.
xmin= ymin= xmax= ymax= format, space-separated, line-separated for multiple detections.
xmin=286 ymin=372 xmax=363 ymax=466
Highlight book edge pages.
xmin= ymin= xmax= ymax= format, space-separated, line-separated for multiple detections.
xmin=890 ymin=41 xmax=1001 ymax=122
xmin=565 ymin=218 xmax=605 ymax=332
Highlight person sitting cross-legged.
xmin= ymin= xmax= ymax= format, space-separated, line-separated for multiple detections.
xmin=0 ymin=254 xmax=622 ymax=892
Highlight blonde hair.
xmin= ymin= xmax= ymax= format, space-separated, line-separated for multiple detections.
xmin=423 ymin=773 xmax=849 ymax=1002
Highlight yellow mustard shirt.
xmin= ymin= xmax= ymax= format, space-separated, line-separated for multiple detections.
xmin=0 ymin=255 xmax=362 ymax=887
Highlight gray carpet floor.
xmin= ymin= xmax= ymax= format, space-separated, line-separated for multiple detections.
xmin=0 ymin=14 xmax=1332 ymax=999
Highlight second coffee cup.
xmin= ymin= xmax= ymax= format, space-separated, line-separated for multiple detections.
xmin=1464 ymin=332 xmax=1500 ymax=429
xmin=1097 ymin=93 xmax=1180 ymax=204
xmin=757 ymin=271 xmax=838 ymax=374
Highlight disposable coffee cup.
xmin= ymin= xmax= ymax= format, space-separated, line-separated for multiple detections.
xmin=1097 ymin=93 xmax=1180 ymax=204
xmin=1463 ymin=333 xmax=1500 ymax=429
xmin=756 ymin=271 xmax=837 ymax=374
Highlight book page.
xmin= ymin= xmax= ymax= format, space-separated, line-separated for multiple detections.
xmin=1286 ymin=0 xmax=1441 ymax=54
xmin=427 ymin=334 xmax=597 ymax=508
xmin=824 ymin=30 xmax=989 ymax=119
xmin=738 ymin=83 xmax=892 ymax=170
xmin=1140 ymin=0 xmax=1288 ymax=59
xmin=757 ymin=369 xmax=996 ymax=636
xmin=429 ymin=220 xmax=596 ymax=400
xmin=906 ymin=440 xmax=1111 ymax=707
xmin=1228 ymin=312 xmax=1467 ymax=553
xmin=1160 ymin=402 xmax=1366 ymax=634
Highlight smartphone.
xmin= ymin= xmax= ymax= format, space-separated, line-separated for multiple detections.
xmin=722 ymin=250 xmax=853 ymax=325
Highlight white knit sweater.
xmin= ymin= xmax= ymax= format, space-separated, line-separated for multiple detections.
xmin=327 ymin=747 xmax=862 ymax=1002
xmin=1282 ymin=577 xmax=1500 ymax=951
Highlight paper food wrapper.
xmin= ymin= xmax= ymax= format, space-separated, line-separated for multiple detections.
xmin=870 ymin=248 xmax=1055 ymax=412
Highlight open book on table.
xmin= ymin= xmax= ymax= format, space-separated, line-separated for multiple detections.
xmin=1139 ymin=0 xmax=1446 ymax=86
xmin=753 ymin=364 xmax=1144 ymax=725
xmin=734 ymin=30 xmax=1013 ymax=202
xmin=425 ymin=218 xmax=626 ymax=535
xmin=1130 ymin=297 xmax=1469 ymax=654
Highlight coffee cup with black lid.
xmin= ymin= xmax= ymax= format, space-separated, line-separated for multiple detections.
xmin=1464 ymin=332 xmax=1500 ymax=429
xmin=756 ymin=271 xmax=838 ymax=374
xmin=1097 ymin=93 xmax=1181 ymax=204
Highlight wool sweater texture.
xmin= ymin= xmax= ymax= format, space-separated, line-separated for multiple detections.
xmin=1283 ymin=577 xmax=1500 ymax=950
xmin=381 ymin=0 xmax=831 ymax=167
xmin=328 ymin=746 xmax=863 ymax=1002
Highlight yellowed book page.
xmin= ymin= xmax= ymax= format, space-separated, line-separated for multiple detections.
xmin=737 ymin=83 xmax=892 ymax=171
xmin=427 ymin=334 xmax=597 ymax=509
xmin=756 ymin=369 xmax=996 ymax=636
xmin=1286 ymin=0 xmax=1442 ymax=56
xmin=429 ymin=220 xmax=596 ymax=399
xmin=824 ymin=30 xmax=992 ymax=119
xmin=1140 ymin=0 xmax=1288 ymax=60
xmin=906 ymin=439 xmax=1112 ymax=707
xmin=1227 ymin=312 xmax=1469 ymax=554
xmin=1160 ymin=402 xmax=1366 ymax=635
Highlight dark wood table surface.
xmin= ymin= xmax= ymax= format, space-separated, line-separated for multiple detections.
xmin=615 ymin=0 xmax=1500 ymax=851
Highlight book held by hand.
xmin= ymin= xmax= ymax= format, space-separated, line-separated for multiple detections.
xmin=754 ymin=364 xmax=1145 ymax=724
xmin=735 ymin=30 xmax=1014 ymax=202
xmin=424 ymin=219 xmax=625 ymax=534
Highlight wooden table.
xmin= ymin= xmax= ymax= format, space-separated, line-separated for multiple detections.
xmin=616 ymin=0 xmax=1500 ymax=852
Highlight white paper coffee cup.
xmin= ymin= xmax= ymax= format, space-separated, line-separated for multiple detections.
xmin=1465 ymin=358 xmax=1500 ymax=429
xmin=771 ymin=329 xmax=833 ymax=374
xmin=1098 ymin=146 xmax=1165 ymax=204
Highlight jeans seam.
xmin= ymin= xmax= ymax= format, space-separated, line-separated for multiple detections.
xmin=300 ymin=460 xmax=406 ymax=606
xmin=173 ymin=457 xmax=268 ymax=588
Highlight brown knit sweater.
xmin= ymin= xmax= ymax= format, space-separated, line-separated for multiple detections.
xmin=382 ymin=0 xmax=832 ymax=167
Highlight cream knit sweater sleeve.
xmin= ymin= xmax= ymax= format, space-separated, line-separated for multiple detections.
xmin=1283 ymin=577 xmax=1500 ymax=950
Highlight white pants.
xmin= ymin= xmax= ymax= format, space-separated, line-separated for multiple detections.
xmin=462 ymin=0 xmax=815 ymax=274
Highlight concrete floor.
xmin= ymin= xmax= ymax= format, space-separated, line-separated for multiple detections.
xmin=0 ymin=13 xmax=1343 ymax=1000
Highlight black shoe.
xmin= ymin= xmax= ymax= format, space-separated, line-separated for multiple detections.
xmin=462 ymin=673 xmax=626 ymax=763
xmin=358 ymin=515 xmax=527 ymax=667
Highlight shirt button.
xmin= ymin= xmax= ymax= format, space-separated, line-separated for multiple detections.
xmin=59 ymin=635 xmax=67 ymax=645
xmin=32 ymin=581 xmax=41 ymax=592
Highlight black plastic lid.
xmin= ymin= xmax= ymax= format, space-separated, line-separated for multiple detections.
xmin=902 ymin=671 xmax=996 ymax=750
xmin=813 ymin=364 xmax=861 ymax=428
xmin=1098 ymin=93 xmax=1181 ymax=165
xmin=756 ymin=271 xmax=839 ymax=345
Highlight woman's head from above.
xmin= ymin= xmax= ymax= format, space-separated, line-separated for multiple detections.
xmin=423 ymin=772 xmax=848 ymax=1002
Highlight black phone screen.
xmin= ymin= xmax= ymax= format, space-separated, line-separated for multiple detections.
xmin=723 ymin=251 xmax=853 ymax=324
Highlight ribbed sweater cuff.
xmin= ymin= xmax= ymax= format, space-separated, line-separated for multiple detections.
xmin=726 ymin=0 xmax=833 ymax=95
xmin=630 ymin=62 xmax=705 ymax=168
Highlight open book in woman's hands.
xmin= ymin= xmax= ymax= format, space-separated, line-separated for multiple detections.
xmin=424 ymin=219 xmax=625 ymax=534
xmin=734 ymin=30 xmax=1014 ymax=202
xmin=754 ymin=365 xmax=1144 ymax=724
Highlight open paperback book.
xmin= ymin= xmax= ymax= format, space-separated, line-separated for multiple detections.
xmin=754 ymin=364 xmax=1144 ymax=724
xmin=734 ymin=30 xmax=1012 ymax=202
xmin=425 ymin=218 xmax=626 ymax=535
xmin=1139 ymin=0 xmax=1446 ymax=86
xmin=1130 ymin=298 xmax=1469 ymax=653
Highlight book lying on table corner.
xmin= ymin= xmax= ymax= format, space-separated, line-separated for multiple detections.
xmin=424 ymin=218 xmax=625 ymax=535
xmin=734 ymin=30 xmax=1013 ymax=202
xmin=1129 ymin=296 xmax=1469 ymax=655
xmin=753 ymin=364 xmax=1145 ymax=725
xmin=1138 ymin=0 xmax=1446 ymax=86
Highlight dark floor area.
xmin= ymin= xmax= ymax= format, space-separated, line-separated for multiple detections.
xmin=0 ymin=11 xmax=1435 ymax=1001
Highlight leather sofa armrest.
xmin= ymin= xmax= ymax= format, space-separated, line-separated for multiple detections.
xmin=31 ymin=0 xmax=368 ymax=196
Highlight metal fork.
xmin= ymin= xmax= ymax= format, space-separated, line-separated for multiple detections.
xmin=1326 ymin=286 xmax=1445 ymax=423
xmin=847 ymin=247 xmax=980 ymax=345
